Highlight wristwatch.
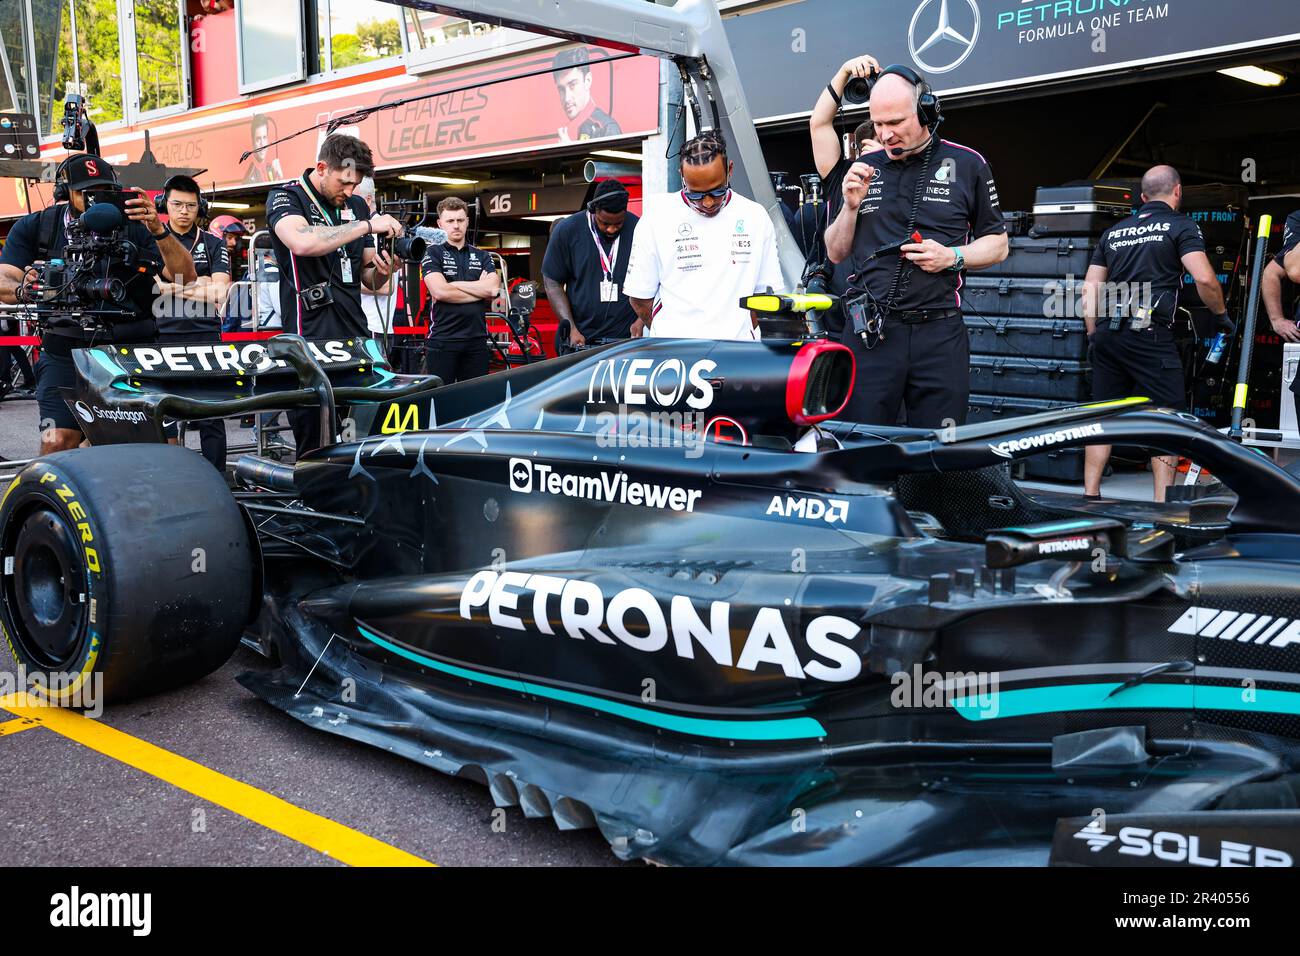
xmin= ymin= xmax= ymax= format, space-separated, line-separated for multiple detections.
xmin=947 ymin=247 xmax=965 ymax=272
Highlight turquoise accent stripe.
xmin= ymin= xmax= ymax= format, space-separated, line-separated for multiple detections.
xmin=952 ymin=682 xmax=1300 ymax=722
xmin=91 ymin=350 xmax=143 ymax=392
xmin=355 ymin=625 xmax=827 ymax=741
xmin=1002 ymin=519 xmax=1099 ymax=535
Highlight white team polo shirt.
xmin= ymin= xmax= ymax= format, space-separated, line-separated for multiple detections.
xmin=622 ymin=190 xmax=784 ymax=340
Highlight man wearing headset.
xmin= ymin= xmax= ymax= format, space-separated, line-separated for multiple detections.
xmin=825 ymin=65 xmax=1008 ymax=428
xmin=154 ymin=174 xmax=231 ymax=472
xmin=542 ymin=179 xmax=639 ymax=352
xmin=0 ymin=154 xmax=197 ymax=456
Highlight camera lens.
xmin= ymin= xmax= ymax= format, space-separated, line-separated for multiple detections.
xmin=390 ymin=235 xmax=426 ymax=261
xmin=843 ymin=76 xmax=871 ymax=106
xmin=77 ymin=276 xmax=126 ymax=303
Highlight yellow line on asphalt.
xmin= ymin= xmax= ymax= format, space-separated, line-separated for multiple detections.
xmin=0 ymin=716 xmax=41 ymax=737
xmin=0 ymin=694 xmax=434 ymax=867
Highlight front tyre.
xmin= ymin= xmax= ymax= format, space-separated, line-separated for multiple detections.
xmin=0 ymin=444 xmax=255 ymax=703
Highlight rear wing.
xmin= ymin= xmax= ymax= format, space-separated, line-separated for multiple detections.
xmin=69 ymin=335 xmax=441 ymax=445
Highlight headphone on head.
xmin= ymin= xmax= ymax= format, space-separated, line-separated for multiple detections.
xmin=154 ymin=175 xmax=209 ymax=218
xmin=51 ymin=153 xmax=118 ymax=202
xmin=869 ymin=64 xmax=942 ymax=130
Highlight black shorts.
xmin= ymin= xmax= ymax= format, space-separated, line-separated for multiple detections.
xmin=1090 ymin=325 xmax=1186 ymax=410
xmin=34 ymin=351 xmax=79 ymax=433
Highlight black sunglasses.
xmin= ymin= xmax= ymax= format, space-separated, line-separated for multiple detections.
xmin=682 ymin=184 xmax=730 ymax=201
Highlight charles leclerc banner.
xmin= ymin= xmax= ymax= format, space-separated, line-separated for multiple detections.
xmin=2 ymin=46 xmax=657 ymax=218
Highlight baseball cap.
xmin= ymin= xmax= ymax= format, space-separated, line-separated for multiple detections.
xmin=209 ymin=214 xmax=248 ymax=236
xmin=61 ymin=153 xmax=118 ymax=191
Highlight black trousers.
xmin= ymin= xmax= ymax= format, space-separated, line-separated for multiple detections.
xmin=424 ymin=338 xmax=489 ymax=385
xmin=0 ymin=345 xmax=34 ymax=390
xmin=157 ymin=332 xmax=227 ymax=472
xmin=839 ymin=313 xmax=970 ymax=428
xmin=1090 ymin=325 xmax=1186 ymax=410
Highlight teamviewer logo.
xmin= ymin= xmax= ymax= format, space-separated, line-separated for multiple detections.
xmin=509 ymin=458 xmax=533 ymax=493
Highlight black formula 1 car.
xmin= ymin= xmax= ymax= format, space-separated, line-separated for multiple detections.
xmin=5 ymin=333 xmax=1300 ymax=866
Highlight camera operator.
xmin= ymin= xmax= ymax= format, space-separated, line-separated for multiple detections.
xmin=1082 ymin=165 xmax=1227 ymax=502
xmin=421 ymin=197 xmax=498 ymax=383
xmin=826 ymin=67 xmax=1008 ymax=428
xmin=154 ymin=175 xmax=231 ymax=471
xmin=542 ymin=179 xmax=638 ymax=352
xmin=267 ymin=134 xmax=405 ymax=455
xmin=0 ymin=154 xmax=197 ymax=456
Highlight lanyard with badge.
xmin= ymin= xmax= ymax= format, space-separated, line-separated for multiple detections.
xmin=588 ymin=212 xmax=620 ymax=302
xmin=298 ymin=174 xmax=357 ymax=283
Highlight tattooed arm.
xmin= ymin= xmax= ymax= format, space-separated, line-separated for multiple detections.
xmin=272 ymin=213 xmax=372 ymax=257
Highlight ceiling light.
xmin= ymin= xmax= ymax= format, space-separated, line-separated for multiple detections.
xmin=1217 ymin=66 xmax=1285 ymax=87
xmin=589 ymin=149 xmax=643 ymax=162
xmin=400 ymin=173 xmax=481 ymax=185
xmin=209 ymin=201 xmax=251 ymax=210
xmin=521 ymin=215 xmax=565 ymax=222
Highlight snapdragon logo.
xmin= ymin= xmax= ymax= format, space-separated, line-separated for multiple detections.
xmin=508 ymin=458 xmax=703 ymax=512
xmin=990 ymin=422 xmax=1104 ymax=458
xmin=73 ymin=402 xmax=147 ymax=426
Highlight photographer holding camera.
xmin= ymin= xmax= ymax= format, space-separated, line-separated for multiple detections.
xmin=267 ymin=134 xmax=406 ymax=455
xmin=0 ymin=154 xmax=197 ymax=456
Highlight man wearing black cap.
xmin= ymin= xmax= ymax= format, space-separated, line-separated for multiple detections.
xmin=542 ymin=179 xmax=639 ymax=350
xmin=0 ymin=153 xmax=197 ymax=455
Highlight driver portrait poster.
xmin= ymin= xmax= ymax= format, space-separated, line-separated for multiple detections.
xmin=0 ymin=46 xmax=657 ymax=218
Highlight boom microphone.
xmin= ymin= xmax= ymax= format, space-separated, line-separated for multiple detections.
xmin=81 ymin=202 xmax=124 ymax=234
xmin=413 ymin=225 xmax=448 ymax=245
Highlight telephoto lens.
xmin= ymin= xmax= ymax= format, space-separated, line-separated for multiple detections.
xmin=389 ymin=235 xmax=427 ymax=262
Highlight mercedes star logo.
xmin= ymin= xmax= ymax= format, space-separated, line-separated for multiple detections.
xmin=908 ymin=0 xmax=980 ymax=75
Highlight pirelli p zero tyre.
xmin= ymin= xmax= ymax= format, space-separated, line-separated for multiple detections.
xmin=0 ymin=444 xmax=255 ymax=703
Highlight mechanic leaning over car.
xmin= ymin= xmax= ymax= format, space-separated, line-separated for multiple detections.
xmin=153 ymin=174 xmax=231 ymax=472
xmin=825 ymin=65 xmax=1008 ymax=428
xmin=420 ymin=196 xmax=499 ymax=384
xmin=623 ymin=131 xmax=784 ymax=340
xmin=543 ymin=178 xmax=639 ymax=353
xmin=267 ymin=133 xmax=406 ymax=456
xmin=0 ymin=154 xmax=197 ymax=458
xmin=1262 ymin=207 xmax=1300 ymax=433
xmin=1082 ymin=165 xmax=1230 ymax=503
